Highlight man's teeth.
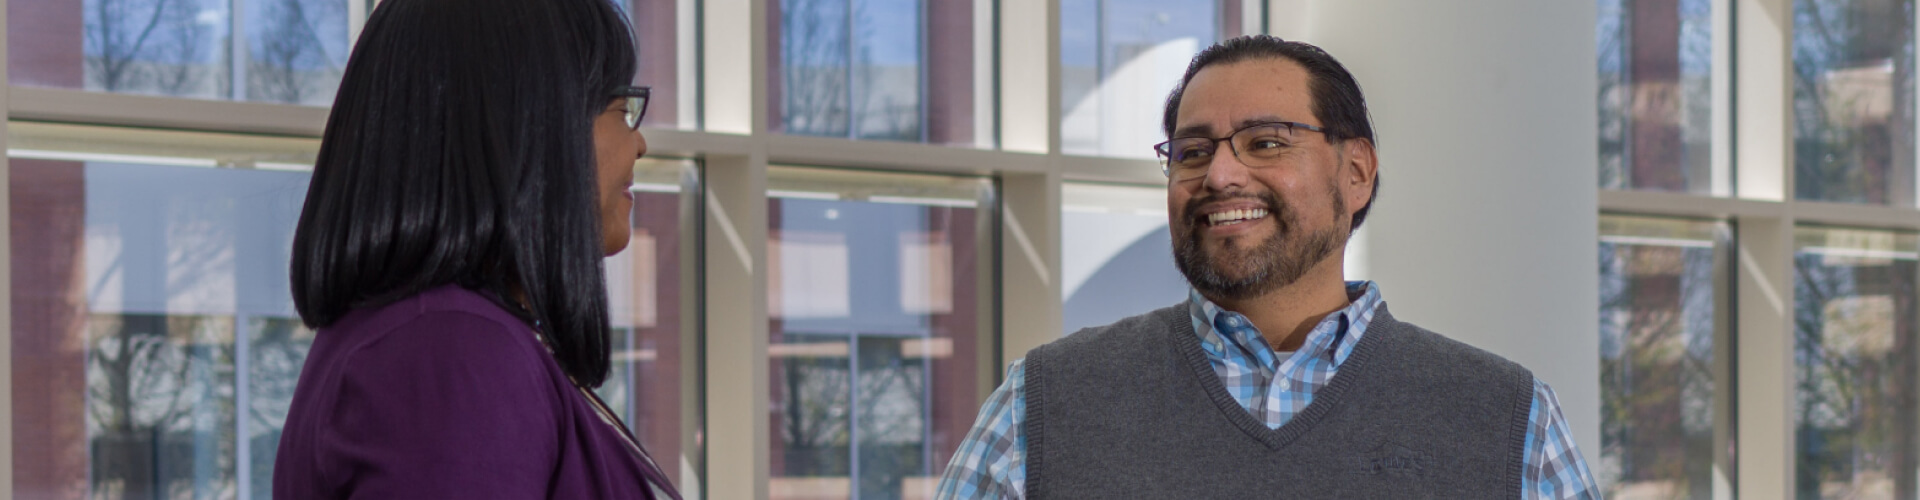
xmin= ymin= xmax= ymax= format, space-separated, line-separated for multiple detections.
xmin=1207 ymin=208 xmax=1269 ymax=226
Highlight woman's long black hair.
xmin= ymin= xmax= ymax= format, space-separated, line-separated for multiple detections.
xmin=291 ymin=0 xmax=637 ymax=388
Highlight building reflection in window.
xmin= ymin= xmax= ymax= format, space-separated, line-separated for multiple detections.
xmin=1794 ymin=226 xmax=1920 ymax=498
xmin=766 ymin=166 xmax=991 ymax=500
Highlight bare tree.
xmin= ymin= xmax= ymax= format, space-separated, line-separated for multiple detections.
xmin=87 ymin=0 xmax=173 ymax=91
xmin=1598 ymin=242 xmax=1719 ymax=500
xmin=783 ymin=0 xmax=852 ymax=136
xmin=86 ymin=0 xmax=222 ymax=97
xmin=249 ymin=0 xmax=346 ymax=104
xmin=87 ymin=315 xmax=236 ymax=500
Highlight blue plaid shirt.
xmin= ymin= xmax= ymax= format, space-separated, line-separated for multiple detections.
xmin=935 ymin=282 xmax=1600 ymax=499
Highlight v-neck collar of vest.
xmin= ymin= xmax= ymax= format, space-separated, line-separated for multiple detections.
xmin=1168 ymin=303 xmax=1401 ymax=451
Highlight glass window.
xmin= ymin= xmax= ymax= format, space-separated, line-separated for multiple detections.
xmin=1597 ymin=0 xmax=1719 ymax=193
xmin=623 ymin=0 xmax=695 ymax=128
xmin=1061 ymin=182 xmax=1184 ymax=334
xmin=6 ymin=123 xmax=700 ymax=498
xmin=10 ymin=0 xmax=691 ymax=123
xmin=1793 ymin=0 xmax=1917 ymax=205
xmin=1596 ymin=214 xmax=1731 ymax=499
xmin=1793 ymin=225 xmax=1919 ymax=498
xmin=596 ymin=157 xmax=704 ymax=495
xmin=1060 ymin=0 xmax=1245 ymax=158
xmin=8 ymin=0 xmax=348 ymax=105
xmin=771 ymin=0 xmax=988 ymax=146
xmin=766 ymin=166 xmax=992 ymax=499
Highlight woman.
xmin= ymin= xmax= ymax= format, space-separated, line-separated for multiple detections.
xmin=273 ymin=0 xmax=678 ymax=497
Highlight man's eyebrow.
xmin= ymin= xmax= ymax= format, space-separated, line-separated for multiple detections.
xmin=1171 ymin=124 xmax=1215 ymax=139
xmin=1237 ymin=116 xmax=1286 ymax=129
xmin=1172 ymin=115 xmax=1291 ymax=139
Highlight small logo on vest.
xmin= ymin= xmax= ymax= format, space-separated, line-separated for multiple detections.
xmin=1353 ymin=442 xmax=1432 ymax=477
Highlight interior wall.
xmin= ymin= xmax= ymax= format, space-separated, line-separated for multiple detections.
xmin=1297 ymin=0 xmax=1604 ymax=461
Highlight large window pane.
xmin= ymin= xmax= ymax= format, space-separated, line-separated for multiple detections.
xmin=1794 ymin=226 xmax=1920 ymax=498
xmin=1061 ymin=0 xmax=1244 ymax=158
xmin=596 ymin=158 xmax=704 ymax=494
xmin=7 ymin=123 xmax=701 ymax=498
xmin=766 ymin=166 xmax=992 ymax=500
xmin=1597 ymin=0 xmax=1719 ymax=193
xmin=1597 ymin=215 xmax=1731 ymax=499
xmin=624 ymin=0 xmax=695 ymax=128
xmin=8 ymin=0 xmax=346 ymax=105
xmin=1061 ymin=182 xmax=1184 ymax=334
xmin=1793 ymin=0 xmax=1917 ymax=205
xmin=10 ymin=0 xmax=690 ymax=122
xmin=771 ymin=0 xmax=987 ymax=146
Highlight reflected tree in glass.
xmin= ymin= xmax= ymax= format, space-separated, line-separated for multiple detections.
xmin=1793 ymin=227 xmax=1919 ymax=499
xmin=1793 ymin=0 xmax=1917 ymax=205
xmin=1597 ymin=0 xmax=1716 ymax=193
xmin=86 ymin=315 xmax=237 ymax=500
xmin=246 ymin=317 xmax=313 ymax=500
xmin=777 ymin=0 xmax=923 ymax=141
xmin=84 ymin=0 xmax=230 ymax=99
xmin=245 ymin=0 xmax=349 ymax=105
xmin=765 ymin=168 xmax=985 ymax=500
xmin=1596 ymin=216 xmax=1722 ymax=499
xmin=781 ymin=0 xmax=853 ymax=136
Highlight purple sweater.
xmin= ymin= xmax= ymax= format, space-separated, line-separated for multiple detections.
xmin=274 ymin=285 xmax=679 ymax=499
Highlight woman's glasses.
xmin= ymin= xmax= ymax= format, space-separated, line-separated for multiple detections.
xmin=612 ymin=86 xmax=651 ymax=130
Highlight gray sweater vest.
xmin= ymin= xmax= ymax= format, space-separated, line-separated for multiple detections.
xmin=1023 ymin=303 xmax=1533 ymax=499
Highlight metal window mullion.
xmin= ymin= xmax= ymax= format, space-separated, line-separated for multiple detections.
xmin=235 ymin=313 xmax=253 ymax=499
xmin=0 ymin=0 xmax=17 ymax=496
xmin=846 ymin=332 xmax=860 ymax=500
xmin=1712 ymin=0 xmax=1735 ymax=197
xmin=232 ymin=0 xmax=249 ymax=101
xmin=846 ymin=0 xmax=857 ymax=140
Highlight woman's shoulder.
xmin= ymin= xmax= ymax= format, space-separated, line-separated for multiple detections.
xmin=331 ymin=284 xmax=525 ymax=334
xmin=314 ymin=284 xmax=553 ymax=386
xmin=286 ymin=287 xmax=569 ymax=497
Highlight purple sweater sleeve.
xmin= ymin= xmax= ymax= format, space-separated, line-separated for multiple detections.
xmin=318 ymin=311 xmax=563 ymax=498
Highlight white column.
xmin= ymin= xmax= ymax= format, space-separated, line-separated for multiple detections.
xmin=999 ymin=0 xmax=1056 ymax=154
xmin=1737 ymin=0 xmax=1793 ymax=202
xmin=1299 ymin=0 xmax=1603 ymax=465
xmin=703 ymin=0 xmax=764 ymax=135
xmin=702 ymin=152 xmax=770 ymax=500
xmin=1736 ymin=215 xmax=1796 ymax=499
xmin=996 ymin=0 xmax=1064 ymax=374
xmin=1733 ymin=1 xmax=1798 ymax=495
xmin=1000 ymin=172 xmax=1063 ymax=372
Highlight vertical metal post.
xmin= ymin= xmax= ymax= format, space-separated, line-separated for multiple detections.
xmin=235 ymin=313 xmax=252 ymax=500
xmin=0 ymin=0 xmax=17 ymax=493
xmin=846 ymin=333 xmax=860 ymax=500
xmin=231 ymin=0 xmax=250 ymax=101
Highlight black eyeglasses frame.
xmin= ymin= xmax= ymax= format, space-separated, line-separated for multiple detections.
xmin=612 ymin=86 xmax=651 ymax=130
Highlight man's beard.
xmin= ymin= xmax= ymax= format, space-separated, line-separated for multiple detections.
xmin=1172 ymin=186 xmax=1346 ymax=302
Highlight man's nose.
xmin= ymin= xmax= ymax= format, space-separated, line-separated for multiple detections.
xmin=1203 ymin=143 xmax=1251 ymax=192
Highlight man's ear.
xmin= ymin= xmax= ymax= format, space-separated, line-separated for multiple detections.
xmin=1342 ymin=138 xmax=1378 ymax=212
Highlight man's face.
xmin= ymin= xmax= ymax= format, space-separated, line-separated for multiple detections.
xmin=1167 ymin=58 xmax=1371 ymax=301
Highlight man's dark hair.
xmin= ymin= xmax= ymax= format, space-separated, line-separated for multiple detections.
xmin=290 ymin=0 xmax=637 ymax=388
xmin=1162 ymin=35 xmax=1380 ymax=231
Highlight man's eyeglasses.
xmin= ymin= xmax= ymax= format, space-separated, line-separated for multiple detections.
xmin=612 ymin=86 xmax=651 ymax=130
xmin=1153 ymin=121 xmax=1328 ymax=180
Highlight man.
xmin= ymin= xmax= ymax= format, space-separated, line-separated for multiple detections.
xmin=935 ymin=36 xmax=1601 ymax=499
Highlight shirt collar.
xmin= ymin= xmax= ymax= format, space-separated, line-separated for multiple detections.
xmin=1187 ymin=281 xmax=1384 ymax=366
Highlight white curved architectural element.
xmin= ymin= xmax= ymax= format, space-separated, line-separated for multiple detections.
xmin=1062 ymin=37 xmax=1201 ymax=158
